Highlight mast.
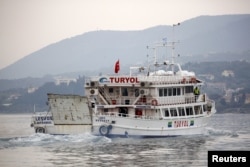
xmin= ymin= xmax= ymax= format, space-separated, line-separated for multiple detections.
xmin=145 ymin=22 xmax=181 ymax=75
xmin=171 ymin=23 xmax=180 ymax=72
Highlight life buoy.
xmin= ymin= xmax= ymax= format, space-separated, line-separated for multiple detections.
xmin=36 ymin=127 xmax=45 ymax=133
xmin=151 ymin=99 xmax=158 ymax=106
xmin=99 ymin=125 xmax=112 ymax=136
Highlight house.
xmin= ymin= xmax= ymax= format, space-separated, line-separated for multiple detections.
xmin=54 ymin=77 xmax=77 ymax=85
xmin=222 ymin=70 xmax=234 ymax=77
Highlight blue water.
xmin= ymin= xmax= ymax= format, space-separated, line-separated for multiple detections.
xmin=0 ymin=113 xmax=249 ymax=167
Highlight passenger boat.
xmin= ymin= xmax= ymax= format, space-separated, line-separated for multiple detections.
xmin=85 ymin=39 xmax=216 ymax=138
xmin=31 ymin=26 xmax=216 ymax=137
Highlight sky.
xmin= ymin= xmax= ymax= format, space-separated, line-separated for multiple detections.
xmin=0 ymin=0 xmax=250 ymax=70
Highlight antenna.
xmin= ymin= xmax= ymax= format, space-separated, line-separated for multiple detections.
xmin=144 ymin=23 xmax=181 ymax=75
xmin=172 ymin=23 xmax=180 ymax=64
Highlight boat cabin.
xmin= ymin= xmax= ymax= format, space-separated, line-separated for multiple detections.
xmin=85 ymin=72 xmax=212 ymax=121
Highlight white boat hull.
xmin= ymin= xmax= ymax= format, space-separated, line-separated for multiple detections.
xmin=92 ymin=113 xmax=212 ymax=137
xmin=43 ymin=125 xmax=92 ymax=135
xmin=31 ymin=119 xmax=92 ymax=135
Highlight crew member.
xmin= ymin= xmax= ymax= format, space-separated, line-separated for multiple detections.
xmin=194 ymin=87 xmax=200 ymax=102
xmin=194 ymin=87 xmax=200 ymax=95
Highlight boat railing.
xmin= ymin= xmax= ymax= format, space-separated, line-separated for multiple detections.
xmin=97 ymin=112 xmax=160 ymax=120
xmin=97 ymin=94 xmax=207 ymax=106
xmin=101 ymin=96 xmax=149 ymax=105
xmin=138 ymin=75 xmax=197 ymax=85
xmin=154 ymin=94 xmax=206 ymax=106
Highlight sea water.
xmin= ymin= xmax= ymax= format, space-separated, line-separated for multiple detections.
xmin=0 ymin=113 xmax=249 ymax=167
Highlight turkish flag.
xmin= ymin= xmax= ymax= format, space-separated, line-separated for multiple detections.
xmin=114 ymin=60 xmax=120 ymax=73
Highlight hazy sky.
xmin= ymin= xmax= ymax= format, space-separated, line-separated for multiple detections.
xmin=1 ymin=0 xmax=250 ymax=70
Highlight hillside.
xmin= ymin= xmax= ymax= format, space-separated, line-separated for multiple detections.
xmin=0 ymin=14 xmax=250 ymax=79
xmin=1 ymin=61 xmax=250 ymax=113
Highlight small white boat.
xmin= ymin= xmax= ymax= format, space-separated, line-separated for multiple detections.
xmin=31 ymin=94 xmax=92 ymax=135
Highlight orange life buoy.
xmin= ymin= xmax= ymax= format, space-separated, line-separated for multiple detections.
xmin=151 ymin=99 xmax=158 ymax=106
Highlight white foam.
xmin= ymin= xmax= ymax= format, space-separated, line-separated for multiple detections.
xmin=7 ymin=133 xmax=112 ymax=147
xmin=205 ymin=127 xmax=239 ymax=137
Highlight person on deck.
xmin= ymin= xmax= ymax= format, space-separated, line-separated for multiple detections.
xmin=194 ymin=87 xmax=200 ymax=95
xmin=194 ymin=87 xmax=200 ymax=101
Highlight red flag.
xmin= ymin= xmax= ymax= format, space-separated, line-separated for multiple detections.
xmin=114 ymin=60 xmax=120 ymax=73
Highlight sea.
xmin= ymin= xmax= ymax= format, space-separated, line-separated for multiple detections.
xmin=0 ymin=113 xmax=249 ymax=167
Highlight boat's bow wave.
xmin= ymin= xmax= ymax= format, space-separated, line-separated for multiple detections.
xmin=0 ymin=133 xmax=111 ymax=149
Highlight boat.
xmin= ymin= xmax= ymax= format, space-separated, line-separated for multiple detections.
xmin=31 ymin=94 xmax=92 ymax=134
xmin=85 ymin=36 xmax=216 ymax=138
xmin=31 ymin=25 xmax=216 ymax=137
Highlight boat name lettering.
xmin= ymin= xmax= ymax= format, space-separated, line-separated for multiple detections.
xmin=174 ymin=120 xmax=189 ymax=128
xmin=35 ymin=116 xmax=53 ymax=121
xmin=96 ymin=117 xmax=110 ymax=123
xmin=35 ymin=121 xmax=53 ymax=124
xmin=109 ymin=77 xmax=139 ymax=83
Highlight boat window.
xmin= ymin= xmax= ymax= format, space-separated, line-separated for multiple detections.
xmin=159 ymin=88 xmax=163 ymax=97
xmin=194 ymin=105 xmax=202 ymax=115
xmin=185 ymin=86 xmax=193 ymax=93
xmin=109 ymin=88 xmax=114 ymax=93
xmin=159 ymin=88 xmax=182 ymax=97
xmin=168 ymin=88 xmax=172 ymax=96
xmin=164 ymin=88 xmax=168 ymax=96
xmin=177 ymin=88 xmax=181 ymax=95
xmin=186 ymin=107 xmax=193 ymax=116
xmin=119 ymin=107 xmax=128 ymax=117
xmin=203 ymin=104 xmax=208 ymax=112
xmin=122 ymin=88 xmax=128 ymax=96
xmin=135 ymin=89 xmax=139 ymax=97
xmin=178 ymin=107 xmax=185 ymax=116
xmin=164 ymin=109 xmax=170 ymax=117
xmin=170 ymin=108 xmax=178 ymax=117
xmin=173 ymin=88 xmax=177 ymax=96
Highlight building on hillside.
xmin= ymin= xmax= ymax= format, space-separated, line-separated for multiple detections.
xmin=28 ymin=86 xmax=38 ymax=93
xmin=222 ymin=70 xmax=234 ymax=77
xmin=245 ymin=94 xmax=250 ymax=104
xmin=54 ymin=77 xmax=77 ymax=85
xmin=224 ymin=89 xmax=234 ymax=103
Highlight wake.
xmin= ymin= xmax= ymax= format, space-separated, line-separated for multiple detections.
xmin=0 ymin=133 xmax=111 ymax=149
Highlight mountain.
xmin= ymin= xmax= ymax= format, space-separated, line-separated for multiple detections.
xmin=0 ymin=14 xmax=250 ymax=79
